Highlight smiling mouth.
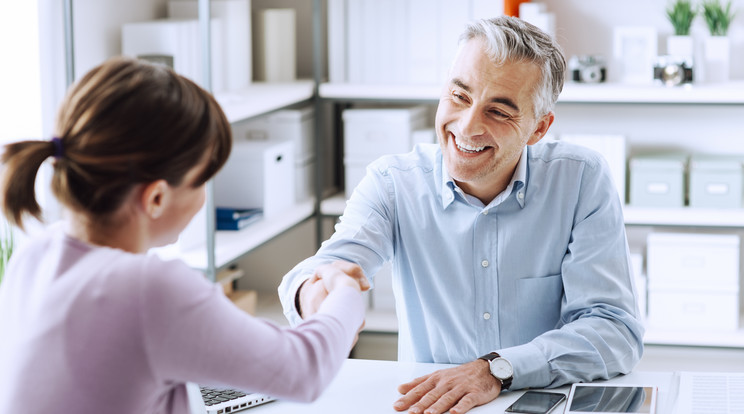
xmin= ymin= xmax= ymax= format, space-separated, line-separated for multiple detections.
xmin=453 ymin=134 xmax=487 ymax=154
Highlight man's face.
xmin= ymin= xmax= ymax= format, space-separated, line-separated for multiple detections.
xmin=435 ymin=37 xmax=553 ymax=201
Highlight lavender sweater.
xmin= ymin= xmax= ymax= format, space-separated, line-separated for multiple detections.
xmin=0 ymin=225 xmax=364 ymax=413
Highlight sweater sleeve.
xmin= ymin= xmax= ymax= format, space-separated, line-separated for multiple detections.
xmin=138 ymin=256 xmax=365 ymax=402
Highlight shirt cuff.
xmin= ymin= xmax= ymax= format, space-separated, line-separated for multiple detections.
xmin=497 ymin=342 xmax=551 ymax=391
xmin=281 ymin=274 xmax=311 ymax=327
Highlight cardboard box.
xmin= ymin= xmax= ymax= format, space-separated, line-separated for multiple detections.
xmin=688 ymin=154 xmax=744 ymax=208
xmin=227 ymin=290 xmax=258 ymax=315
xmin=629 ymin=153 xmax=687 ymax=207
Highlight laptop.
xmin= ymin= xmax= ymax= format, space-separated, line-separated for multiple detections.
xmin=187 ymin=382 xmax=275 ymax=413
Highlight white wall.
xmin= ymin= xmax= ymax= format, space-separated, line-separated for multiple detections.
xmin=0 ymin=1 xmax=43 ymax=142
xmin=541 ymin=0 xmax=744 ymax=79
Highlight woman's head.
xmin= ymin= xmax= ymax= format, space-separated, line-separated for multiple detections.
xmin=1 ymin=56 xmax=232 ymax=230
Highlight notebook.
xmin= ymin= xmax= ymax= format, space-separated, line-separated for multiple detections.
xmin=187 ymin=382 xmax=275 ymax=413
xmin=673 ymin=372 xmax=744 ymax=414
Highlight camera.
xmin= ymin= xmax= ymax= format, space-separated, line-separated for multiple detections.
xmin=569 ymin=55 xmax=607 ymax=83
xmin=653 ymin=55 xmax=693 ymax=86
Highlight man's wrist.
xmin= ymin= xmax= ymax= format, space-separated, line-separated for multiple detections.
xmin=478 ymin=352 xmax=513 ymax=390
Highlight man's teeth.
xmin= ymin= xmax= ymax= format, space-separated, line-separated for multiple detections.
xmin=455 ymin=137 xmax=486 ymax=153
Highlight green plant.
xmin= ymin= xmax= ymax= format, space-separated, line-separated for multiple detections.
xmin=701 ymin=0 xmax=737 ymax=36
xmin=667 ymin=0 xmax=697 ymax=35
xmin=0 ymin=223 xmax=13 ymax=285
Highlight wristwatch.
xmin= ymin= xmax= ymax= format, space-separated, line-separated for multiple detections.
xmin=478 ymin=352 xmax=513 ymax=390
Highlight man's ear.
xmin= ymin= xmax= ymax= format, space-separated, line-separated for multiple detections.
xmin=141 ymin=180 xmax=170 ymax=219
xmin=527 ymin=112 xmax=555 ymax=145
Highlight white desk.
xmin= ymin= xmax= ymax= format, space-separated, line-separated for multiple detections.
xmin=249 ymin=359 xmax=677 ymax=413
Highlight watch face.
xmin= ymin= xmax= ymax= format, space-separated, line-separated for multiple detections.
xmin=490 ymin=358 xmax=513 ymax=379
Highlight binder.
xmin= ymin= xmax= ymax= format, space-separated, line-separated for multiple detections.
xmin=216 ymin=207 xmax=263 ymax=231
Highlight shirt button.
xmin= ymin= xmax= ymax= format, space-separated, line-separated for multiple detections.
xmin=481 ymin=260 xmax=489 ymax=268
xmin=483 ymin=312 xmax=491 ymax=320
xmin=482 ymin=209 xmax=489 ymax=215
xmin=517 ymin=192 xmax=524 ymax=200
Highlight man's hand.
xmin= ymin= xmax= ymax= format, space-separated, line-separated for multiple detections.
xmin=298 ymin=260 xmax=370 ymax=319
xmin=393 ymin=359 xmax=501 ymax=414
xmin=315 ymin=261 xmax=370 ymax=293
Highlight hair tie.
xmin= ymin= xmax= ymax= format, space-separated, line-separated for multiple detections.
xmin=50 ymin=137 xmax=64 ymax=159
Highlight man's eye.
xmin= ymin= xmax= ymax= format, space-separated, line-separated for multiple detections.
xmin=452 ymin=91 xmax=466 ymax=101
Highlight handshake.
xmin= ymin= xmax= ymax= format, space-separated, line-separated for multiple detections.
xmin=298 ymin=261 xmax=370 ymax=319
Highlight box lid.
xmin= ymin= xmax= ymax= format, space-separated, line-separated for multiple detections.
xmin=630 ymin=153 xmax=688 ymax=169
xmin=689 ymin=154 xmax=744 ymax=172
xmin=342 ymin=105 xmax=428 ymax=122
xmin=647 ymin=232 xmax=740 ymax=247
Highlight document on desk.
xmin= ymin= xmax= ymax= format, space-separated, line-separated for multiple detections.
xmin=674 ymin=372 xmax=744 ymax=414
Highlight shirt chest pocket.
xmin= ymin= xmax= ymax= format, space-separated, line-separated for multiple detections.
xmin=515 ymin=274 xmax=563 ymax=344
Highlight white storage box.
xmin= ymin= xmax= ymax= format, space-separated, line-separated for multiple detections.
xmin=122 ymin=18 xmax=223 ymax=90
xmin=629 ymin=153 xmax=687 ymax=207
xmin=370 ymin=262 xmax=395 ymax=311
xmin=232 ymin=106 xmax=314 ymax=159
xmin=647 ymin=288 xmax=739 ymax=331
xmin=344 ymin=157 xmax=371 ymax=199
xmin=231 ymin=107 xmax=315 ymax=202
xmin=255 ymin=8 xmax=296 ymax=82
xmin=343 ymin=106 xmax=428 ymax=159
xmin=214 ymin=140 xmax=295 ymax=218
xmin=560 ymin=134 xmax=627 ymax=203
xmin=688 ymin=154 xmax=744 ymax=208
xmin=647 ymin=233 xmax=740 ymax=290
xmin=167 ymin=0 xmax=252 ymax=92
xmin=269 ymin=107 xmax=315 ymax=159
xmin=295 ymin=154 xmax=315 ymax=202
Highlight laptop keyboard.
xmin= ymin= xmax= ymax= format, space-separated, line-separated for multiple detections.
xmin=200 ymin=386 xmax=247 ymax=407
xmin=199 ymin=386 xmax=274 ymax=413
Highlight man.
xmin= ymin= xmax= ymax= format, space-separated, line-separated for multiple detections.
xmin=279 ymin=16 xmax=644 ymax=414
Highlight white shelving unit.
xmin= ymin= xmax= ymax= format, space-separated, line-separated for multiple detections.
xmin=153 ymin=80 xmax=317 ymax=274
xmin=215 ymin=81 xmax=315 ymax=123
xmin=320 ymin=81 xmax=744 ymax=104
xmin=318 ymin=80 xmax=744 ymax=348
xmin=62 ymin=2 xmax=319 ymax=282
xmin=156 ymin=198 xmax=315 ymax=272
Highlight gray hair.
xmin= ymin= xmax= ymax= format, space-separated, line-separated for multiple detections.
xmin=459 ymin=16 xmax=566 ymax=117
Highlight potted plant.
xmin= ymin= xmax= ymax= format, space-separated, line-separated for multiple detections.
xmin=702 ymin=0 xmax=736 ymax=35
xmin=701 ymin=0 xmax=736 ymax=82
xmin=666 ymin=0 xmax=697 ymax=59
xmin=0 ymin=222 xmax=13 ymax=285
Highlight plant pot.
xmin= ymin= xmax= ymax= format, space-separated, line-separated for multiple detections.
xmin=667 ymin=35 xmax=694 ymax=59
xmin=703 ymin=36 xmax=730 ymax=83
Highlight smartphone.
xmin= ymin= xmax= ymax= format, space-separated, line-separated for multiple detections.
xmin=505 ymin=391 xmax=567 ymax=414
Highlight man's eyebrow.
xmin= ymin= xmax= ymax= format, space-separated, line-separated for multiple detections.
xmin=451 ymin=78 xmax=520 ymax=112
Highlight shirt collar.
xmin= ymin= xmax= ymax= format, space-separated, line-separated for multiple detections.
xmin=441 ymin=146 xmax=528 ymax=209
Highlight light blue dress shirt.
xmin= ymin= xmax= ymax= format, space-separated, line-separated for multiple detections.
xmin=279 ymin=141 xmax=644 ymax=390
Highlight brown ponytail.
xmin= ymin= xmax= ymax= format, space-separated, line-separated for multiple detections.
xmin=1 ymin=56 xmax=232 ymax=230
xmin=1 ymin=140 xmax=59 ymax=229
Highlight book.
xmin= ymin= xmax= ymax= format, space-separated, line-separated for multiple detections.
xmin=216 ymin=207 xmax=263 ymax=231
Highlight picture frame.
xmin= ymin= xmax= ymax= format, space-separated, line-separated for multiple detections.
xmin=613 ymin=26 xmax=658 ymax=84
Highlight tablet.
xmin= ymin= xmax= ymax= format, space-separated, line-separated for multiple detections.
xmin=564 ymin=383 xmax=658 ymax=414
